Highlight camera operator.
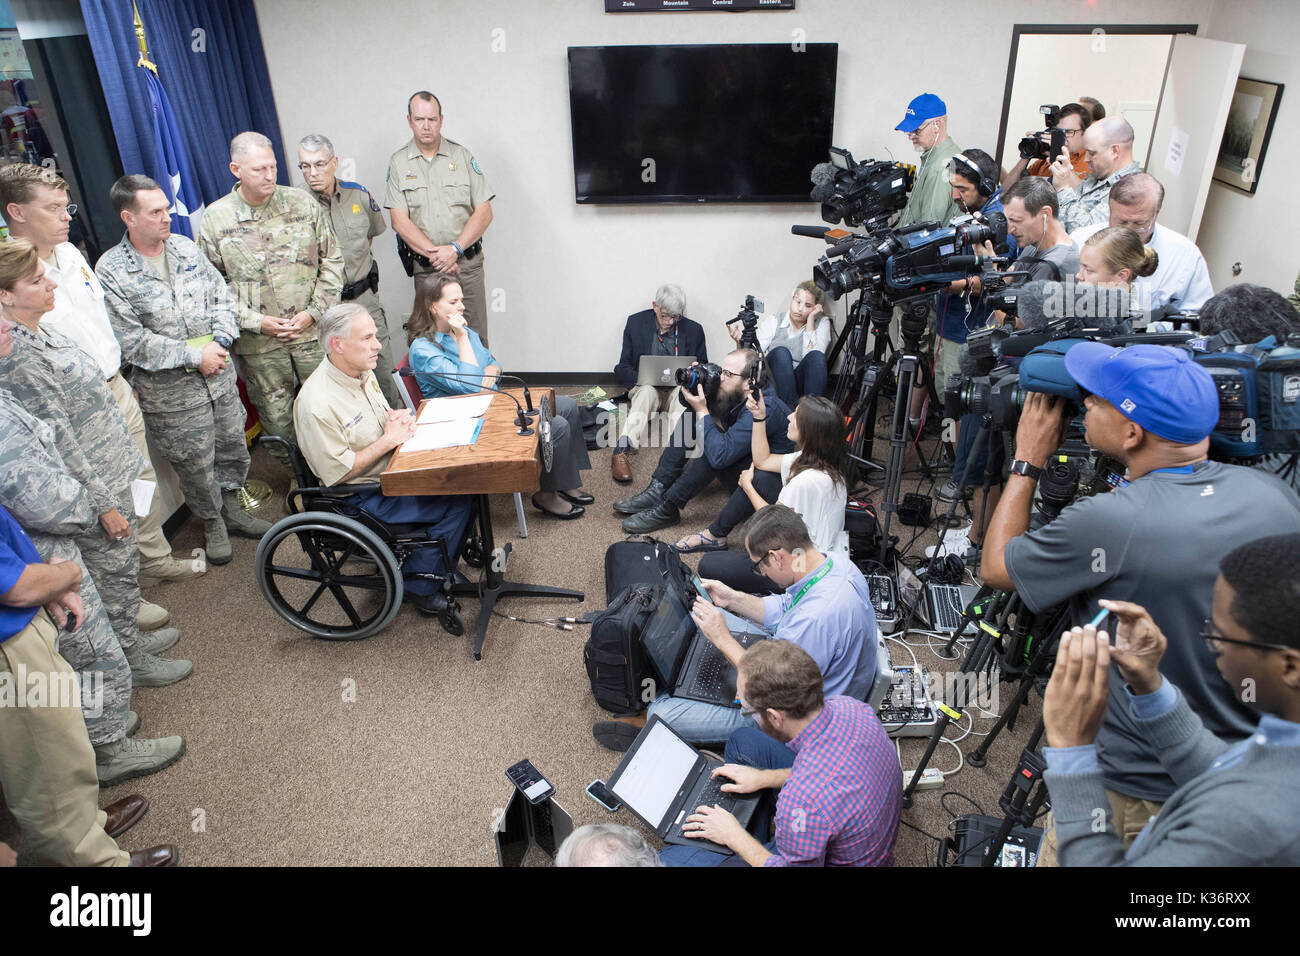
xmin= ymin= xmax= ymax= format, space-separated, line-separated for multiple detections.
xmin=1001 ymin=103 xmax=1092 ymax=191
xmin=727 ymin=281 xmax=831 ymax=407
xmin=1040 ymin=533 xmax=1300 ymax=866
xmin=895 ymin=93 xmax=962 ymax=229
xmin=1071 ymin=173 xmax=1213 ymax=317
xmin=615 ymin=349 xmax=794 ymax=535
xmin=979 ymin=343 xmax=1300 ymax=865
xmin=1052 ymin=116 xmax=1141 ymax=234
xmin=1196 ymin=283 xmax=1300 ymax=494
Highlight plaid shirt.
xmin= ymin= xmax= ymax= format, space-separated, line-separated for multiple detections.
xmin=764 ymin=696 xmax=903 ymax=867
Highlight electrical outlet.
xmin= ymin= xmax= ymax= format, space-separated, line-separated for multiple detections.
xmin=902 ymin=768 xmax=944 ymax=791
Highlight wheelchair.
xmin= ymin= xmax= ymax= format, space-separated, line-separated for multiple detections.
xmin=254 ymin=436 xmax=466 ymax=640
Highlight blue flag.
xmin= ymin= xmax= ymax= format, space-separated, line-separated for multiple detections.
xmin=141 ymin=67 xmax=202 ymax=238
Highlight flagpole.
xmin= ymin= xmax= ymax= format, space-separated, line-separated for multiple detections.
xmin=133 ymin=1 xmax=158 ymax=75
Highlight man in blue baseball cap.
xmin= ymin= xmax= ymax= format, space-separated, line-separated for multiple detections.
xmin=979 ymin=342 xmax=1300 ymax=866
xmin=896 ymin=93 xmax=962 ymax=229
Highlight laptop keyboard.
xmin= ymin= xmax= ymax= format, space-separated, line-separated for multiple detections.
xmin=685 ymin=632 xmax=762 ymax=699
xmin=695 ymin=774 xmax=738 ymax=813
xmin=930 ymin=584 xmax=969 ymax=632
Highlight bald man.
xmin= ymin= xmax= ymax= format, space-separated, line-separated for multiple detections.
xmin=1051 ymin=116 xmax=1141 ymax=233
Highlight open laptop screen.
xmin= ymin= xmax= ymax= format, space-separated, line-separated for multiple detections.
xmin=640 ymin=591 xmax=693 ymax=687
xmin=611 ymin=720 xmax=698 ymax=827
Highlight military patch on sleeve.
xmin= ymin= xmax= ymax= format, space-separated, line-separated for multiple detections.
xmin=369 ymin=195 xmax=381 ymax=212
xmin=470 ymin=157 xmax=483 ymax=175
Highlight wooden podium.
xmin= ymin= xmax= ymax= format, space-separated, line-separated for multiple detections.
xmin=381 ymin=388 xmax=584 ymax=660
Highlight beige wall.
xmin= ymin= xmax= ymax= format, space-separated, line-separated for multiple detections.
xmin=255 ymin=0 xmax=1234 ymax=375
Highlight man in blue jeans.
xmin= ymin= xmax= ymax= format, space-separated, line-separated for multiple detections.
xmin=594 ymin=505 xmax=875 ymax=750
xmin=660 ymin=640 xmax=902 ymax=866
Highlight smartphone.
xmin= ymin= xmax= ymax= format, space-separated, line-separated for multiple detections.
xmin=505 ymin=759 xmax=555 ymax=806
xmin=585 ymin=779 xmax=622 ymax=813
xmin=691 ymin=574 xmax=714 ymax=606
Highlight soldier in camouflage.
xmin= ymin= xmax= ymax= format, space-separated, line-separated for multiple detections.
xmin=297 ymin=133 xmax=402 ymax=408
xmin=1053 ymin=116 xmax=1142 ymax=234
xmin=198 ymin=131 xmax=344 ymax=468
xmin=97 ymin=175 xmax=271 ymax=564
xmin=0 ymin=324 xmax=185 ymax=786
xmin=0 ymin=240 xmax=193 ymax=692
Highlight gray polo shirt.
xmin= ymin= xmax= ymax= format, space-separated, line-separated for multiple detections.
xmin=1003 ymin=460 xmax=1300 ymax=800
xmin=1015 ymin=240 xmax=1080 ymax=282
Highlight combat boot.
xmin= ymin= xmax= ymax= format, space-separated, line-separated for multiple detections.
xmin=222 ymin=487 xmax=272 ymax=538
xmin=139 ymin=554 xmax=204 ymax=588
xmin=613 ymin=478 xmax=667 ymax=516
xmin=134 ymin=626 xmax=179 ymax=656
xmin=203 ymin=518 xmax=233 ymax=565
xmin=94 ymin=735 xmax=186 ymax=787
xmin=137 ymin=599 xmax=170 ymax=631
xmin=124 ymin=645 xmax=193 ymax=688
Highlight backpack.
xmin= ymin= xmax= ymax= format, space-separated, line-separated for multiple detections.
xmin=582 ymin=584 xmax=664 ymax=715
xmin=604 ymin=536 xmax=691 ymax=603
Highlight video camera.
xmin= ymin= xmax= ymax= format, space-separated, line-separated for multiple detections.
xmin=810 ymin=148 xmax=916 ymax=229
xmin=812 ymin=214 xmax=1009 ymax=306
xmin=1018 ymin=105 xmax=1066 ymax=164
xmin=725 ymin=295 xmax=765 ymax=352
xmin=1187 ymin=331 xmax=1300 ymax=460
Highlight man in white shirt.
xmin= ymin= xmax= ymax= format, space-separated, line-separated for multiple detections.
xmin=1070 ymin=173 xmax=1213 ymax=319
xmin=0 ymin=164 xmax=200 ymax=600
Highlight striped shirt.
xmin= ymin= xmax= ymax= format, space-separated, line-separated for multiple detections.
xmin=764 ymin=696 xmax=903 ymax=867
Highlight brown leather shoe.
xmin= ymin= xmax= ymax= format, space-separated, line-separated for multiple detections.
xmin=611 ymin=450 xmax=633 ymax=483
xmin=129 ymin=844 xmax=179 ymax=867
xmin=104 ymin=794 xmax=149 ymax=839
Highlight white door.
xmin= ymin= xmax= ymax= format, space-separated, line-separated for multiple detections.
xmin=1148 ymin=34 xmax=1245 ymax=238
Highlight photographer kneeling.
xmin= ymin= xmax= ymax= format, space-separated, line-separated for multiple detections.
xmin=980 ymin=343 xmax=1300 ymax=865
xmin=1040 ymin=533 xmax=1300 ymax=865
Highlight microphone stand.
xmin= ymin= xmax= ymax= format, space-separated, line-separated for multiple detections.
xmin=398 ymin=368 xmax=534 ymax=436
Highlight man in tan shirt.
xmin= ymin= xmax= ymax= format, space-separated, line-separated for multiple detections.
xmin=292 ymin=303 xmax=473 ymax=626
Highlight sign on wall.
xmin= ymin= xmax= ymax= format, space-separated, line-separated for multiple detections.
xmin=606 ymin=0 xmax=794 ymax=11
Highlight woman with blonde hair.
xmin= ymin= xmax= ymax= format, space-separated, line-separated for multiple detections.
xmin=729 ymin=279 xmax=832 ymax=405
xmin=1076 ymin=226 xmax=1159 ymax=287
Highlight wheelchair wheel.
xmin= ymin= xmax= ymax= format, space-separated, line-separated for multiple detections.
xmin=255 ymin=511 xmax=403 ymax=641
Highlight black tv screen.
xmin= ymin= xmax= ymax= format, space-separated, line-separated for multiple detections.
xmin=568 ymin=43 xmax=838 ymax=204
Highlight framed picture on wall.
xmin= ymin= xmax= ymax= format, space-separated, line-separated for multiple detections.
xmin=1213 ymin=76 xmax=1284 ymax=195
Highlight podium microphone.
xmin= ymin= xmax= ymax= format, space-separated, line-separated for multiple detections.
xmin=397 ymin=368 xmax=535 ymax=436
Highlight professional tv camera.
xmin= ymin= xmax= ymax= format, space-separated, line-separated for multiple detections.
xmin=812 ymin=213 xmax=1009 ymax=306
xmin=1187 ymin=330 xmax=1300 ymax=460
xmin=810 ymin=147 xmax=915 ymax=228
xmin=1018 ymin=105 xmax=1066 ymax=163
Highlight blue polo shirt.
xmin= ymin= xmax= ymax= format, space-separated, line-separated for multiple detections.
xmin=0 ymin=505 xmax=43 ymax=642
xmin=761 ymin=556 xmax=877 ymax=700
xmin=934 ymin=189 xmax=1017 ymax=344
xmin=408 ymin=327 xmax=499 ymax=399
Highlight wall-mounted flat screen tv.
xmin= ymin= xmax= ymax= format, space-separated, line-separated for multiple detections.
xmin=568 ymin=43 xmax=838 ymax=204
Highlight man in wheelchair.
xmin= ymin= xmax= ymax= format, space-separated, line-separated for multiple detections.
xmin=292 ymin=303 xmax=474 ymax=630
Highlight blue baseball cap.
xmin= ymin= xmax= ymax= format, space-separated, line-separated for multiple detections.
xmin=1063 ymin=342 xmax=1220 ymax=444
xmin=896 ymin=94 xmax=947 ymax=132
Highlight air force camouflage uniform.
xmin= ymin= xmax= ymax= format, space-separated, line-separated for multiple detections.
xmin=197 ymin=184 xmax=343 ymax=463
xmin=0 ymin=324 xmax=145 ymax=656
xmin=96 ymin=233 xmax=250 ymax=522
xmin=0 ymin=389 xmax=130 ymax=745
xmin=1057 ymin=159 xmax=1142 ymax=234
xmin=299 ymin=178 xmax=401 ymax=407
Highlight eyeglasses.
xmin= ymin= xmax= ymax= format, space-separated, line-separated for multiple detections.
xmin=908 ymin=119 xmax=938 ymax=139
xmin=1060 ymin=127 xmax=1083 ymax=138
xmin=44 ymin=202 xmax=76 ymax=217
xmin=1200 ymin=617 xmax=1293 ymax=654
xmin=749 ymin=551 xmax=773 ymax=576
xmin=298 ymin=160 xmax=333 ymax=172
xmin=720 ymin=368 xmax=745 ymax=380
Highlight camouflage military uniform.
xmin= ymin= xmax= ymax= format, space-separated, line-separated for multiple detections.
xmin=0 ymin=389 xmax=131 ymax=746
xmin=1057 ymin=159 xmax=1141 ymax=234
xmin=299 ymin=178 xmax=401 ymax=407
xmin=197 ymin=184 xmax=343 ymax=463
xmin=96 ymin=233 xmax=248 ymax=520
xmin=0 ymin=323 xmax=145 ymax=655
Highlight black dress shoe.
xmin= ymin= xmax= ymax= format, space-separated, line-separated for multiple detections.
xmin=532 ymin=494 xmax=585 ymax=519
xmin=559 ymin=490 xmax=595 ymax=506
xmin=613 ymin=479 xmax=666 ymax=516
xmin=621 ymin=500 xmax=681 ymax=534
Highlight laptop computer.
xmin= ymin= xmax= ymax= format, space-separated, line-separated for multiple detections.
xmin=639 ymin=584 xmax=767 ymax=708
xmin=637 ymin=355 xmax=697 ymax=388
xmin=606 ymin=715 xmax=761 ymax=856
xmin=494 ymin=789 xmax=573 ymax=867
xmin=923 ymin=582 xmax=980 ymax=636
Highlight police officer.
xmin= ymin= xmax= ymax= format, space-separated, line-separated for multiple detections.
xmin=297 ymin=133 xmax=402 ymax=408
xmin=0 ymin=377 xmax=186 ymax=788
xmin=0 ymin=240 xmax=193 ymax=691
xmin=198 ymin=131 xmax=344 ymax=469
xmin=97 ymin=175 xmax=272 ymax=565
xmin=386 ymin=91 xmax=495 ymax=345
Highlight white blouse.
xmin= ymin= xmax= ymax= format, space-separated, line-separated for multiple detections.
xmin=778 ymin=452 xmax=849 ymax=556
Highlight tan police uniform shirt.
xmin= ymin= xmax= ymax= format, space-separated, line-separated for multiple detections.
xmin=299 ymin=179 xmax=386 ymax=285
xmin=292 ymin=356 xmax=393 ymax=486
xmin=384 ymin=137 xmax=495 ymax=246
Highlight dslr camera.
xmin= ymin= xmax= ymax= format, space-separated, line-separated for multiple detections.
xmin=811 ymin=148 xmax=916 ymax=229
xmin=1018 ymin=105 xmax=1067 ymax=163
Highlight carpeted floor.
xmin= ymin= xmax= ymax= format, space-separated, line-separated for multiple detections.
xmin=6 ymin=409 xmax=1045 ymax=867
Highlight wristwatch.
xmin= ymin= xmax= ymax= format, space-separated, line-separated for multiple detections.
xmin=214 ymin=335 xmax=233 ymax=350
xmin=1009 ymin=459 xmax=1043 ymax=481
xmin=450 ymin=241 xmax=464 ymax=259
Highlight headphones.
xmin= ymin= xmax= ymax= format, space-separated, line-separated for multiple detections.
xmin=953 ymin=153 xmax=996 ymax=198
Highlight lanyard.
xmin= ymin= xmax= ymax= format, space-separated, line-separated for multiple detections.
xmin=775 ymin=558 xmax=832 ymax=633
xmin=656 ymin=323 xmax=678 ymax=355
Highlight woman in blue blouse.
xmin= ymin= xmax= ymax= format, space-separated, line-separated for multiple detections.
xmin=407 ymin=275 xmax=591 ymax=519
